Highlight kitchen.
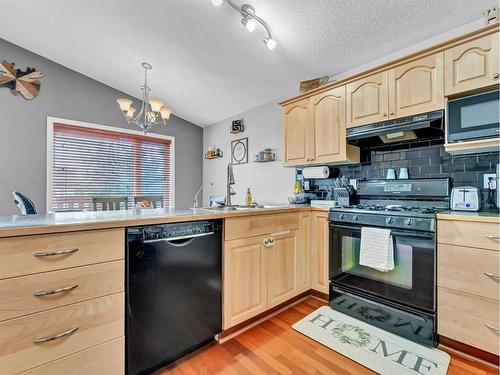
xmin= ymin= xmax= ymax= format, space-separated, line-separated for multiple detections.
xmin=0 ymin=1 xmax=499 ymax=375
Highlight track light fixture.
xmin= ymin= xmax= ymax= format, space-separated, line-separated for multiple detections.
xmin=211 ymin=0 xmax=276 ymax=50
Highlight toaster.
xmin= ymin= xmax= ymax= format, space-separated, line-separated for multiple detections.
xmin=451 ymin=186 xmax=480 ymax=211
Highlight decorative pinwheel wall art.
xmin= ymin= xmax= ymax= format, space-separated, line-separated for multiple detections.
xmin=0 ymin=60 xmax=44 ymax=100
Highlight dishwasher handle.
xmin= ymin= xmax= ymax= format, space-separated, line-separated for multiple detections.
xmin=143 ymin=231 xmax=215 ymax=245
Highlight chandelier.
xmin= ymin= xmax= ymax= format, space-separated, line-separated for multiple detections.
xmin=116 ymin=62 xmax=172 ymax=134
xmin=211 ymin=1 xmax=276 ymax=50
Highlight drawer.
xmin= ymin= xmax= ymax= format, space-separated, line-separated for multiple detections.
xmin=438 ymin=244 xmax=499 ymax=300
xmin=438 ymin=220 xmax=500 ymax=251
xmin=0 ymin=293 xmax=124 ymax=374
xmin=225 ymin=213 xmax=300 ymax=241
xmin=0 ymin=229 xmax=124 ymax=279
xmin=0 ymin=260 xmax=124 ymax=321
xmin=18 ymin=337 xmax=124 ymax=375
xmin=438 ymin=287 xmax=499 ymax=355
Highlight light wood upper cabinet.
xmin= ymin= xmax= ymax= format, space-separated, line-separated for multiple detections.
xmin=444 ymin=32 xmax=499 ymax=96
xmin=267 ymin=230 xmax=298 ymax=309
xmin=223 ymin=235 xmax=267 ymax=328
xmin=310 ymin=211 xmax=329 ymax=294
xmin=282 ymin=86 xmax=359 ymax=166
xmin=347 ymin=71 xmax=389 ymax=128
xmin=388 ymin=53 xmax=444 ymax=118
xmin=312 ymin=87 xmax=349 ymax=163
xmin=283 ymin=98 xmax=311 ymax=166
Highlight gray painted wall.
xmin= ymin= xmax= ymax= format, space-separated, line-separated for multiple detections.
xmin=0 ymin=38 xmax=203 ymax=214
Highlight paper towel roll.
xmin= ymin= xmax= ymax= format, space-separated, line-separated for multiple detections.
xmin=303 ymin=166 xmax=329 ymax=179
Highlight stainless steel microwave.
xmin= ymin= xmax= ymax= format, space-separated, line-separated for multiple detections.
xmin=447 ymin=89 xmax=499 ymax=142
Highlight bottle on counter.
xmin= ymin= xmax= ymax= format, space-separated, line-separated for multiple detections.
xmin=245 ymin=187 xmax=253 ymax=207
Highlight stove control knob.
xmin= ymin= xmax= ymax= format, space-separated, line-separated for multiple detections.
xmin=339 ymin=213 xmax=345 ymax=220
xmin=405 ymin=218 xmax=415 ymax=226
xmin=385 ymin=217 xmax=395 ymax=225
xmin=353 ymin=214 xmax=361 ymax=221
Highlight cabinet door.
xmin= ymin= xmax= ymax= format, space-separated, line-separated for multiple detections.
xmin=283 ymin=98 xmax=311 ymax=166
xmin=444 ymin=33 xmax=499 ymax=96
xmin=223 ymin=236 xmax=267 ymax=329
xmin=388 ymin=53 xmax=444 ymax=118
xmin=346 ymin=71 xmax=389 ymax=128
xmin=310 ymin=212 xmax=329 ymax=294
xmin=297 ymin=212 xmax=310 ymax=293
xmin=267 ymin=230 xmax=298 ymax=308
xmin=311 ymin=86 xmax=347 ymax=163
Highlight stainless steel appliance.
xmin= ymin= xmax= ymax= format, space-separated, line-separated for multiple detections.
xmin=450 ymin=186 xmax=480 ymax=211
xmin=447 ymin=89 xmax=500 ymax=142
xmin=328 ymin=178 xmax=451 ymax=347
xmin=346 ymin=110 xmax=444 ymax=148
xmin=126 ymin=220 xmax=222 ymax=375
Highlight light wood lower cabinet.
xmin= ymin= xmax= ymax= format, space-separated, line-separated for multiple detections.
xmin=310 ymin=211 xmax=329 ymax=294
xmin=438 ymin=287 xmax=499 ymax=355
xmin=19 ymin=336 xmax=124 ymax=375
xmin=223 ymin=234 xmax=268 ymax=328
xmin=297 ymin=212 xmax=311 ymax=293
xmin=223 ymin=229 xmax=299 ymax=329
xmin=0 ymin=293 xmax=124 ymax=374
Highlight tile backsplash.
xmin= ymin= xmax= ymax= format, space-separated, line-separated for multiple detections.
xmin=337 ymin=142 xmax=499 ymax=205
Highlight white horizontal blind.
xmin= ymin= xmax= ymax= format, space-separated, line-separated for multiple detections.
xmin=51 ymin=123 xmax=172 ymax=212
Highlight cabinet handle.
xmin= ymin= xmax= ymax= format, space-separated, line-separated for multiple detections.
xmin=33 ymin=327 xmax=79 ymax=344
xmin=383 ymin=112 xmax=387 ymax=117
xmin=493 ymin=73 xmax=499 ymax=79
xmin=33 ymin=248 xmax=79 ymax=257
xmin=389 ymin=112 xmax=394 ymax=116
xmin=485 ymin=235 xmax=500 ymax=241
xmin=484 ymin=272 xmax=500 ymax=280
xmin=485 ymin=324 xmax=500 ymax=333
xmin=33 ymin=284 xmax=79 ymax=297
xmin=263 ymin=238 xmax=275 ymax=248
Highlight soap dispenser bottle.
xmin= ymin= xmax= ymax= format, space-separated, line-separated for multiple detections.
xmin=245 ymin=187 xmax=253 ymax=207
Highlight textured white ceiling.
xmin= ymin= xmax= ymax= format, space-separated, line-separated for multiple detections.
xmin=0 ymin=0 xmax=492 ymax=126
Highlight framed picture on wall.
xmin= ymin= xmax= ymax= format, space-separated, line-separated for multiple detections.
xmin=231 ymin=137 xmax=248 ymax=165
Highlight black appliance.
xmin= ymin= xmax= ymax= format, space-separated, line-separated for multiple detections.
xmin=346 ymin=110 xmax=444 ymax=148
xmin=447 ymin=89 xmax=500 ymax=142
xmin=126 ymin=220 xmax=222 ymax=375
xmin=328 ymin=178 xmax=450 ymax=347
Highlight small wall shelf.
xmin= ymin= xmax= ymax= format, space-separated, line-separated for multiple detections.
xmin=205 ymin=150 xmax=223 ymax=160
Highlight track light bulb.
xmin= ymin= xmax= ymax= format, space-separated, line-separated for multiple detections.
xmin=245 ymin=17 xmax=256 ymax=32
xmin=264 ymin=37 xmax=277 ymax=50
xmin=211 ymin=0 xmax=224 ymax=6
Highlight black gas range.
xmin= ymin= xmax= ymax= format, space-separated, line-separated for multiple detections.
xmin=328 ymin=178 xmax=451 ymax=347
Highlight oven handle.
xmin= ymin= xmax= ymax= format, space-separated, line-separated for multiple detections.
xmin=330 ymin=224 xmax=434 ymax=239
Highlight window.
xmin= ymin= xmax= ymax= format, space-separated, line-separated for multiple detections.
xmin=48 ymin=120 xmax=173 ymax=212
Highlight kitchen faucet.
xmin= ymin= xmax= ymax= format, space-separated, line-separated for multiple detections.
xmin=192 ymin=181 xmax=214 ymax=209
xmin=226 ymin=163 xmax=236 ymax=206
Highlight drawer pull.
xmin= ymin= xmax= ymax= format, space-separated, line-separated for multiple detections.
xmin=33 ymin=248 xmax=79 ymax=257
xmin=484 ymin=272 xmax=500 ymax=280
xmin=263 ymin=238 xmax=275 ymax=248
xmin=33 ymin=284 xmax=79 ymax=296
xmin=485 ymin=324 xmax=500 ymax=333
xmin=485 ymin=235 xmax=500 ymax=241
xmin=33 ymin=327 xmax=79 ymax=344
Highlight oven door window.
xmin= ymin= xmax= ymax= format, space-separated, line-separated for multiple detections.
xmin=330 ymin=224 xmax=435 ymax=312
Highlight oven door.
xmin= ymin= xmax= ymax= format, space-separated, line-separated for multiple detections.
xmin=329 ymin=222 xmax=435 ymax=313
xmin=447 ymin=89 xmax=500 ymax=142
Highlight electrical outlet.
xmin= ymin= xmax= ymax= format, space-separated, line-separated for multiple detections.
xmin=483 ymin=174 xmax=496 ymax=189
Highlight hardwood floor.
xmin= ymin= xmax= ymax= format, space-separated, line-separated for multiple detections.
xmin=156 ymin=297 xmax=499 ymax=375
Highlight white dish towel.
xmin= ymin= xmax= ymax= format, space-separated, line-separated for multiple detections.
xmin=359 ymin=227 xmax=394 ymax=272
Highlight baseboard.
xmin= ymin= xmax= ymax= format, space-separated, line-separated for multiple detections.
xmin=439 ymin=336 xmax=499 ymax=367
xmin=218 ymin=289 xmax=329 ymax=343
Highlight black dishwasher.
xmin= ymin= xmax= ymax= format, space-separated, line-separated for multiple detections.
xmin=126 ymin=220 xmax=222 ymax=375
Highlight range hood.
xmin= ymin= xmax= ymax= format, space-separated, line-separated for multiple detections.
xmin=346 ymin=110 xmax=444 ymax=148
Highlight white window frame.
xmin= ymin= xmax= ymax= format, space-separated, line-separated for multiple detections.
xmin=46 ymin=116 xmax=175 ymax=212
